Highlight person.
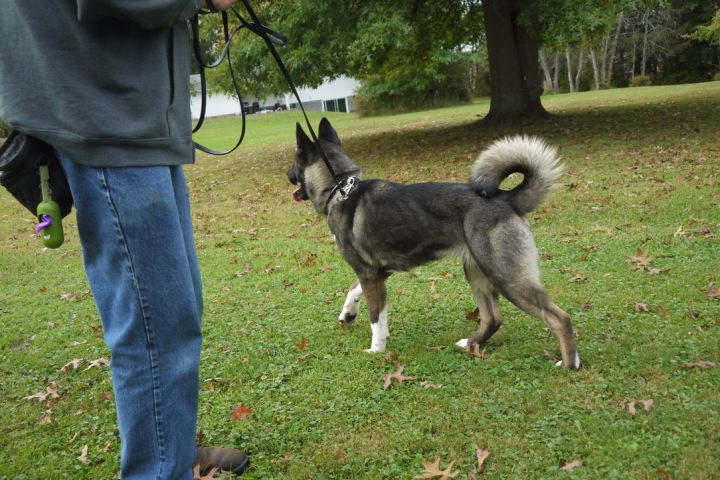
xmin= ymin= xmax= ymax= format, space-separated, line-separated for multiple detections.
xmin=0 ymin=1 xmax=248 ymax=478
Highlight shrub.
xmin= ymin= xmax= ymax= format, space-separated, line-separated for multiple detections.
xmin=355 ymin=50 xmax=474 ymax=116
xmin=630 ymin=75 xmax=652 ymax=87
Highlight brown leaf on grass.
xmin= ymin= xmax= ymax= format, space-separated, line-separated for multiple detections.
xmin=61 ymin=358 xmax=83 ymax=372
xmin=476 ymin=447 xmax=490 ymax=472
xmin=702 ymin=283 xmax=720 ymax=298
xmin=294 ymin=335 xmax=308 ymax=351
xmin=591 ymin=224 xmax=613 ymax=235
xmin=568 ymin=274 xmax=588 ymax=283
xmin=420 ymin=381 xmax=443 ymax=389
xmin=634 ymin=303 xmax=650 ymax=312
xmin=465 ymin=308 xmax=480 ymax=322
xmin=230 ymin=403 xmax=252 ymax=420
xmin=463 ymin=344 xmax=486 ymax=359
xmin=78 ymin=445 xmax=89 ymax=465
xmin=334 ymin=447 xmax=346 ymax=465
xmin=193 ymin=464 xmax=220 ymax=480
xmin=40 ymin=409 xmax=53 ymax=425
xmin=647 ymin=268 xmax=670 ymax=275
xmin=627 ymin=399 xmax=654 ymax=416
xmin=60 ymin=290 xmax=92 ymax=302
xmin=629 ymin=249 xmax=652 ymax=271
xmin=415 ymin=457 xmax=459 ymax=479
xmin=561 ymin=459 xmax=582 ymax=472
xmin=383 ymin=364 xmax=416 ymax=390
xmin=684 ymin=359 xmax=716 ymax=369
xmin=85 ymin=357 xmax=110 ymax=370
xmin=25 ymin=381 xmax=60 ymax=403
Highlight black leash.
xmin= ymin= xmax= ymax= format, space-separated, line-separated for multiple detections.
xmin=190 ymin=1 xmax=337 ymax=179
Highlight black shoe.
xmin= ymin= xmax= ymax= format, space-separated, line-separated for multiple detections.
xmin=195 ymin=445 xmax=249 ymax=476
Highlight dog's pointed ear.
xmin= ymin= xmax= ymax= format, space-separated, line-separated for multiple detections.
xmin=296 ymin=122 xmax=314 ymax=152
xmin=318 ymin=117 xmax=341 ymax=146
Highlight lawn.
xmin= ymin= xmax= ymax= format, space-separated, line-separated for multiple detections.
xmin=0 ymin=82 xmax=718 ymax=479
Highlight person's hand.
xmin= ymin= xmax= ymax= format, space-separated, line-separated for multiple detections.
xmin=203 ymin=0 xmax=237 ymax=12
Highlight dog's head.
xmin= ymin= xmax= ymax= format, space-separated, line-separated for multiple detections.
xmin=287 ymin=118 xmax=361 ymax=215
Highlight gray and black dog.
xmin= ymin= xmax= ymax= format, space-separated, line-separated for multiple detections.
xmin=287 ymin=118 xmax=580 ymax=369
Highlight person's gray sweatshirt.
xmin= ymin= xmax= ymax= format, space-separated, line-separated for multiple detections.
xmin=0 ymin=0 xmax=202 ymax=167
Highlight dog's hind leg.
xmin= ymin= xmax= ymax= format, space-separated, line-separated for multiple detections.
xmin=339 ymin=278 xmax=363 ymax=325
xmin=503 ymin=285 xmax=580 ymax=369
xmin=456 ymin=261 xmax=503 ymax=350
xmin=359 ymin=277 xmax=389 ymax=353
xmin=467 ymin=216 xmax=580 ymax=369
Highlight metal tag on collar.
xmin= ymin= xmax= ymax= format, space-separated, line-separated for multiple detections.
xmin=338 ymin=177 xmax=357 ymax=201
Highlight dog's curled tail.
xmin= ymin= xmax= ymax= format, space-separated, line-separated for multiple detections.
xmin=469 ymin=135 xmax=564 ymax=215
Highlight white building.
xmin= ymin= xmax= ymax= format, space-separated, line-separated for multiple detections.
xmin=190 ymin=75 xmax=360 ymax=118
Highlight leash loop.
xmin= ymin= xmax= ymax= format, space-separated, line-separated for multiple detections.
xmin=191 ymin=1 xmax=336 ymax=177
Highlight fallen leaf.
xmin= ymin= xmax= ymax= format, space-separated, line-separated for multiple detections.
xmin=193 ymin=464 xmax=220 ymax=480
xmin=569 ymin=274 xmax=588 ymax=283
xmin=334 ymin=447 xmax=346 ymax=465
xmin=629 ymin=249 xmax=652 ymax=271
xmin=415 ymin=457 xmax=459 ymax=479
xmin=78 ymin=445 xmax=89 ymax=465
xmin=627 ymin=399 xmax=654 ymax=416
xmin=61 ymin=358 xmax=84 ymax=371
xmin=294 ymin=336 xmax=309 ymax=351
xmin=383 ymin=364 xmax=416 ymax=390
xmin=24 ymin=390 xmax=50 ymax=403
xmin=40 ymin=409 xmax=53 ymax=425
xmin=463 ymin=344 xmax=486 ymax=359
xmin=634 ymin=303 xmax=649 ymax=312
xmin=85 ymin=358 xmax=110 ymax=370
xmin=420 ymin=381 xmax=443 ymax=389
xmin=230 ymin=403 xmax=252 ymax=420
xmin=476 ymin=447 xmax=490 ymax=472
xmin=24 ymin=381 xmax=60 ymax=403
xmin=465 ymin=308 xmax=480 ymax=322
xmin=591 ymin=224 xmax=613 ymax=235
xmin=684 ymin=359 xmax=716 ymax=369
xmin=561 ymin=459 xmax=582 ymax=472
xmin=702 ymin=283 xmax=720 ymax=298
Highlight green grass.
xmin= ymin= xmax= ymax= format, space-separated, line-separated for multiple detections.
xmin=1 ymin=81 xmax=719 ymax=479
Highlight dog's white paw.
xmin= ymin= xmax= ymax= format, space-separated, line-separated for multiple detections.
xmin=455 ymin=338 xmax=469 ymax=349
xmin=555 ymin=352 xmax=582 ymax=369
xmin=364 ymin=347 xmax=384 ymax=354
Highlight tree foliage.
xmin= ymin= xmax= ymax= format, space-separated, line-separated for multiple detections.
xmin=196 ymin=0 xmax=720 ymax=117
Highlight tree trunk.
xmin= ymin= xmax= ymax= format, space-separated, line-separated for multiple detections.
xmin=600 ymin=35 xmax=609 ymax=85
xmin=641 ymin=10 xmax=649 ymax=77
xmin=631 ymin=34 xmax=636 ymax=80
xmin=606 ymin=12 xmax=624 ymax=85
xmin=590 ymin=48 xmax=601 ymax=90
xmin=566 ymin=46 xmax=575 ymax=93
xmin=481 ymin=0 xmax=549 ymax=124
xmin=575 ymin=50 xmax=584 ymax=91
xmin=553 ymin=52 xmax=560 ymax=90
xmin=539 ymin=50 xmax=554 ymax=92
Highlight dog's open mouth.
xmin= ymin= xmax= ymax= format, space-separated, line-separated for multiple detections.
xmin=292 ymin=188 xmax=303 ymax=203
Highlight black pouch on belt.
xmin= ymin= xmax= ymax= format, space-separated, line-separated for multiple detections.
xmin=0 ymin=130 xmax=73 ymax=218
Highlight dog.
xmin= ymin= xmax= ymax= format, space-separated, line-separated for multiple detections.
xmin=287 ymin=118 xmax=580 ymax=369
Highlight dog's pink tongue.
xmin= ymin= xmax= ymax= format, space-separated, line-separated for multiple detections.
xmin=292 ymin=188 xmax=302 ymax=203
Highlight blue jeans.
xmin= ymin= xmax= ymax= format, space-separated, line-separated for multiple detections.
xmin=59 ymin=156 xmax=202 ymax=479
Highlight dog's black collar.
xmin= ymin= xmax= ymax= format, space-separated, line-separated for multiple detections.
xmin=324 ymin=176 xmax=360 ymax=215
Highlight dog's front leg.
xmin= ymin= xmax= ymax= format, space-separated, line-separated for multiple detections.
xmin=360 ymin=278 xmax=388 ymax=353
xmin=338 ymin=278 xmax=363 ymax=325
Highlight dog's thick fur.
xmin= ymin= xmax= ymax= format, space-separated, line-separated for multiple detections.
xmin=287 ymin=118 xmax=580 ymax=369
